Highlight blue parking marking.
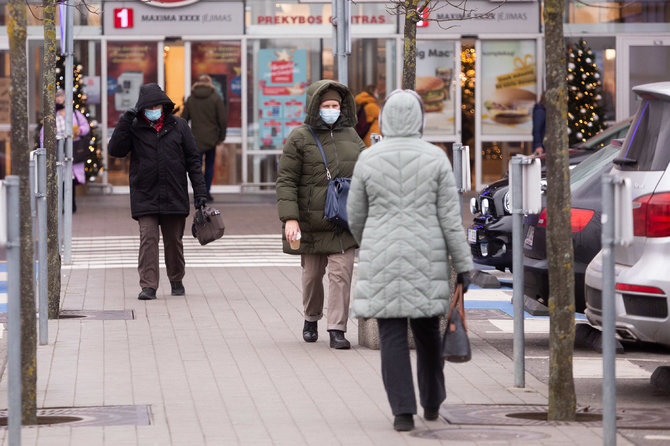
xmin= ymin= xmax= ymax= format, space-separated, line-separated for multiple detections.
xmin=0 ymin=261 xmax=7 ymax=314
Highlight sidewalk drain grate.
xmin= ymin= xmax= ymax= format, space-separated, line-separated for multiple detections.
xmin=0 ymin=405 xmax=150 ymax=428
xmin=412 ymin=427 xmax=549 ymax=441
xmin=58 ymin=310 xmax=135 ymax=320
xmin=441 ymin=404 xmax=670 ymax=429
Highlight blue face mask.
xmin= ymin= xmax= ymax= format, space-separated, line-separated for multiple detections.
xmin=144 ymin=108 xmax=162 ymax=121
xmin=319 ymin=108 xmax=340 ymax=125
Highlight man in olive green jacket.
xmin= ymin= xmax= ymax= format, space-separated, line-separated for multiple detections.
xmin=181 ymin=74 xmax=227 ymax=201
xmin=276 ymin=80 xmax=366 ymax=349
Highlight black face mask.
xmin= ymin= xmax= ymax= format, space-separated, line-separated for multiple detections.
xmin=55 ymin=103 xmax=64 ymax=111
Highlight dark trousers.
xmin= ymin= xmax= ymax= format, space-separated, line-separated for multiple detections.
xmin=377 ymin=317 xmax=446 ymax=416
xmin=137 ymin=214 xmax=186 ymax=290
xmin=199 ymin=147 xmax=216 ymax=192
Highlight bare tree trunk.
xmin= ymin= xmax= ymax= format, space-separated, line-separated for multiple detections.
xmin=42 ymin=0 xmax=62 ymax=319
xmin=401 ymin=0 xmax=420 ymax=90
xmin=8 ymin=0 xmax=38 ymax=424
xmin=544 ymin=0 xmax=576 ymax=421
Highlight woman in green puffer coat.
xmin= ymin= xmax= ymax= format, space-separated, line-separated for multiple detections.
xmin=276 ymin=80 xmax=366 ymax=350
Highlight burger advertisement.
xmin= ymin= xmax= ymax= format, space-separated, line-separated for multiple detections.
xmin=480 ymin=41 xmax=538 ymax=135
xmin=415 ymin=41 xmax=457 ymax=136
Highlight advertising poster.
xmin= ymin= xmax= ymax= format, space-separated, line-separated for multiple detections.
xmin=191 ymin=42 xmax=242 ymax=129
xmin=481 ymin=40 xmax=537 ymax=135
xmin=416 ymin=41 xmax=457 ymax=136
xmin=107 ymin=42 xmax=158 ymax=128
xmin=257 ymin=49 xmax=308 ymax=148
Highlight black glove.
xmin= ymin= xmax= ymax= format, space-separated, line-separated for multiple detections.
xmin=457 ymin=271 xmax=471 ymax=293
xmin=194 ymin=197 xmax=207 ymax=210
xmin=123 ymin=108 xmax=138 ymax=120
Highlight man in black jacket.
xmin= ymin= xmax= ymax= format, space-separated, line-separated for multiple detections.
xmin=109 ymin=83 xmax=208 ymax=300
xmin=181 ymin=74 xmax=227 ymax=202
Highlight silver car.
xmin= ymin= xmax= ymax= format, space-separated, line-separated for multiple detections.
xmin=584 ymin=81 xmax=670 ymax=346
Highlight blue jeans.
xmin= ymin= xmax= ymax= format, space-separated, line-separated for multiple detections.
xmin=199 ymin=146 xmax=216 ymax=193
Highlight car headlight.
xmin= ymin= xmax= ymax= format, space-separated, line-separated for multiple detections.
xmin=503 ymin=191 xmax=512 ymax=214
xmin=481 ymin=198 xmax=490 ymax=215
xmin=470 ymin=197 xmax=478 ymax=215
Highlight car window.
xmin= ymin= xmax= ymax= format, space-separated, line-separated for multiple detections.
xmin=570 ymin=144 xmax=620 ymax=191
xmin=580 ymin=120 xmax=631 ymax=150
xmin=619 ymin=99 xmax=670 ymax=171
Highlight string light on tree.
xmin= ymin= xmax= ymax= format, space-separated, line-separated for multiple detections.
xmin=55 ymin=55 xmax=103 ymax=180
xmin=566 ymin=40 xmax=605 ymax=145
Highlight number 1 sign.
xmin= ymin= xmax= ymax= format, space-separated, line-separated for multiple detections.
xmin=114 ymin=8 xmax=134 ymax=29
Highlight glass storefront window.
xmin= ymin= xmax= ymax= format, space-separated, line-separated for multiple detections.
xmin=480 ymin=40 xmax=538 ymax=137
xmin=566 ymin=37 xmax=616 ymax=122
xmin=566 ymin=0 xmax=670 ymax=25
xmin=247 ymin=38 xmax=323 ymax=154
xmin=246 ymin=153 xmax=280 ymax=189
xmin=1 ymin=2 xmax=102 ymax=27
xmin=416 ymin=40 xmax=459 ymax=137
xmin=106 ymin=41 xmax=159 ymax=186
xmin=481 ymin=141 xmax=530 ymax=183
xmin=190 ymin=41 xmax=242 ymax=136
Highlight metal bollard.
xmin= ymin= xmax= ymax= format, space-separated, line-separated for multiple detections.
xmin=5 ymin=176 xmax=23 ymax=444
xmin=510 ymin=157 xmax=526 ymax=388
xmin=36 ymin=148 xmax=48 ymax=345
xmin=57 ymin=138 xmax=64 ymax=255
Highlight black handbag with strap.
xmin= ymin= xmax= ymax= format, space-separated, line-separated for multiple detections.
xmin=442 ymin=283 xmax=472 ymax=362
xmin=191 ymin=206 xmax=225 ymax=246
xmin=307 ymin=126 xmax=351 ymax=230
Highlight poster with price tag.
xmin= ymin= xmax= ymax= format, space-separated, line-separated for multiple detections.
xmin=257 ymin=49 xmax=307 ymax=148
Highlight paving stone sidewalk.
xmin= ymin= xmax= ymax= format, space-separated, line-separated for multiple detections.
xmin=0 ymin=192 xmax=632 ymax=445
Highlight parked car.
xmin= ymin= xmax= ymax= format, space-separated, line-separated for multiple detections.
xmin=468 ymin=118 xmax=632 ymax=272
xmin=522 ymin=139 xmax=623 ymax=313
xmin=584 ymin=82 xmax=670 ymax=347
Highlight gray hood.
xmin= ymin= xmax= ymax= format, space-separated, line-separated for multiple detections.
xmin=380 ymin=90 xmax=424 ymax=138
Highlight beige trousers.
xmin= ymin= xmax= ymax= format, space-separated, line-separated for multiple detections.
xmin=301 ymin=248 xmax=355 ymax=332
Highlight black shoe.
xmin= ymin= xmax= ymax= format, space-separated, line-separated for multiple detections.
xmin=138 ymin=288 xmax=156 ymax=300
xmin=393 ymin=414 xmax=414 ymax=431
xmin=303 ymin=320 xmax=318 ymax=343
xmin=170 ymin=281 xmax=185 ymax=296
xmin=328 ymin=330 xmax=351 ymax=349
xmin=423 ymin=407 xmax=440 ymax=421
xmin=206 ymin=193 xmax=214 ymax=202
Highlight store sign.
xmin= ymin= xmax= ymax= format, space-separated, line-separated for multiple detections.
xmin=255 ymin=14 xmax=387 ymax=25
xmin=103 ymin=2 xmax=243 ymax=36
xmin=113 ymin=8 xmax=134 ymax=28
xmin=248 ymin=2 xmax=396 ymax=33
xmin=416 ymin=0 xmax=539 ymax=34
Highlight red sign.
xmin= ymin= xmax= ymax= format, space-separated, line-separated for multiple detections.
xmin=416 ymin=8 xmax=429 ymax=27
xmin=270 ymin=61 xmax=294 ymax=84
xmin=114 ymin=8 xmax=134 ymax=28
xmin=144 ymin=0 xmax=201 ymax=7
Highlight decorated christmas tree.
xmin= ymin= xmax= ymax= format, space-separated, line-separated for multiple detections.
xmin=566 ymin=40 xmax=605 ymax=146
xmin=55 ymin=55 xmax=103 ymax=180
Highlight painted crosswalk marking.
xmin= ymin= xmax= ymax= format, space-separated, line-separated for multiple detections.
xmin=65 ymin=235 xmax=300 ymax=269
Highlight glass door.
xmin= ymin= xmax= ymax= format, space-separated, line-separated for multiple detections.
xmin=617 ymin=35 xmax=670 ymax=121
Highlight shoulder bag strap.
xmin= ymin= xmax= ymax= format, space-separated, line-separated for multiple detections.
xmin=446 ymin=283 xmax=467 ymax=330
xmin=307 ymin=126 xmax=332 ymax=181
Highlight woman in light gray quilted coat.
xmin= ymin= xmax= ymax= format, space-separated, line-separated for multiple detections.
xmin=347 ymin=89 xmax=473 ymax=432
